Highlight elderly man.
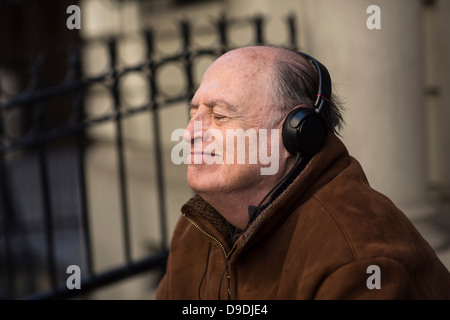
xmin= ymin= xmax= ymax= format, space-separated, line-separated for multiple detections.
xmin=156 ymin=45 xmax=450 ymax=299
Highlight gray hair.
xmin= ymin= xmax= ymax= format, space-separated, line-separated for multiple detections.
xmin=268 ymin=49 xmax=345 ymax=135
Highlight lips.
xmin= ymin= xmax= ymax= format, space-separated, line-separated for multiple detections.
xmin=188 ymin=151 xmax=221 ymax=165
xmin=190 ymin=151 xmax=217 ymax=156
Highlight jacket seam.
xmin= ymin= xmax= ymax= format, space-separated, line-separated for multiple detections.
xmin=312 ymin=194 xmax=359 ymax=261
xmin=326 ymin=256 xmax=408 ymax=276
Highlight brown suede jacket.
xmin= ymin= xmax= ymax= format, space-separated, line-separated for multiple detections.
xmin=156 ymin=133 xmax=450 ymax=299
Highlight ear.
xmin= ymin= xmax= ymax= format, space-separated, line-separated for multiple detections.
xmin=281 ymin=143 xmax=294 ymax=160
xmin=274 ymin=116 xmax=294 ymax=161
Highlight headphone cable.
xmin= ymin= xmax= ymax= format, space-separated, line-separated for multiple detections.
xmin=247 ymin=152 xmax=303 ymax=224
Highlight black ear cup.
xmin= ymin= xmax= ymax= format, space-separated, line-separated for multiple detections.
xmin=280 ymin=51 xmax=331 ymax=156
xmin=282 ymin=107 xmax=327 ymax=155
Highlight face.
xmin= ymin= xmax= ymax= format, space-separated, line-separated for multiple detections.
xmin=184 ymin=48 xmax=287 ymax=197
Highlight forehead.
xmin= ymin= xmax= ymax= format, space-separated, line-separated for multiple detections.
xmin=193 ymin=49 xmax=275 ymax=108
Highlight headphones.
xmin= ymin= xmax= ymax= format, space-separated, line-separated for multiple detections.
xmin=281 ymin=52 xmax=331 ymax=156
xmin=248 ymin=52 xmax=332 ymax=222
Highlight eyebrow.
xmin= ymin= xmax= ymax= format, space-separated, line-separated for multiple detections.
xmin=188 ymin=99 xmax=238 ymax=113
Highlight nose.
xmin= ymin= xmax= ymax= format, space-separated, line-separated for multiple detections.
xmin=183 ymin=119 xmax=194 ymax=143
xmin=184 ymin=115 xmax=207 ymax=144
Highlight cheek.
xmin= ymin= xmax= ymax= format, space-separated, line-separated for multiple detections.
xmin=222 ymin=131 xmax=260 ymax=165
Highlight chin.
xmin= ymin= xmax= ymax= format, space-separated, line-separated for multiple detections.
xmin=187 ymin=166 xmax=219 ymax=194
xmin=188 ymin=178 xmax=218 ymax=195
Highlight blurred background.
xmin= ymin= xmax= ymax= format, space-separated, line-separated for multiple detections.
xmin=0 ymin=0 xmax=449 ymax=300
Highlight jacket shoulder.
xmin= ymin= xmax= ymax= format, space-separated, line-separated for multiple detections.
xmin=310 ymin=157 xmax=422 ymax=260
xmin=304 ymin=158 xmax=450 ymax=298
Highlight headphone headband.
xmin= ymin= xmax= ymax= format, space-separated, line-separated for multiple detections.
xmin=296 ymin=52 xmax=332 ymax=113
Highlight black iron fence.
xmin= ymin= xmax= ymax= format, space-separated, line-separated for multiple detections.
xmin=0 ymin=14 xmax=298 ymax=300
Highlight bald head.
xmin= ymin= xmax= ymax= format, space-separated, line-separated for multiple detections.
xmin=196 ymin=45 xmax=343 ymax=132
xmin=202 ymin=46 xmax=321 ymax=128
xmin=214 ymin=45 xmax=305 ymax=65
xmin=198 ymin=46 xmax=281 ymax=128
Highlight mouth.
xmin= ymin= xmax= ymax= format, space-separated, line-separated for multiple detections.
xmin=188 ymin=151 xmax=221 ymax=164
xmin=190 ymin=151 xmax=219 ymax=157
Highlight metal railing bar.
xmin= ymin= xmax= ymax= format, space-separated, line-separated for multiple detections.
xmin=109 ymin=39 xmax=132 ymax=265
xmin=36 ymin=142 xmax=58 ymax=289
xmin=76 ymin=136 xmax=94 ymax=275
xmin=0 ymin=73 xmax=14 ymax=298
xmin=0 ymin=153 xmax=15 ymax=299
xmin=68 ymin=48 xmax=95 ymax=278
xmin=146 ymin=30 xmax=168 ymax=250
xmin=253 ymin=15 xmax=265 ymax=45
xmin=287 ymin=14 xmax=298 ymax=51
xmin=0 ymin=74 xmax=107 ymax=112
xmin=181 ymin=20 xmax=195 ymax=101
xmin=28 ymin=54 xmax=59 ymax=290
xmin=21 ymin=249 xmax=169 ymax=300
xmin=217 ymin=14 xmax=229 ymax=54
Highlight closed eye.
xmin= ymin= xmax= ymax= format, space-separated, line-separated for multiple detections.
xmin=213 ymin=114 xmax=226 ymax=120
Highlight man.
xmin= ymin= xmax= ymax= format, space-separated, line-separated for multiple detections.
xmin=156 ymin=45 xmax=450 ymax=299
